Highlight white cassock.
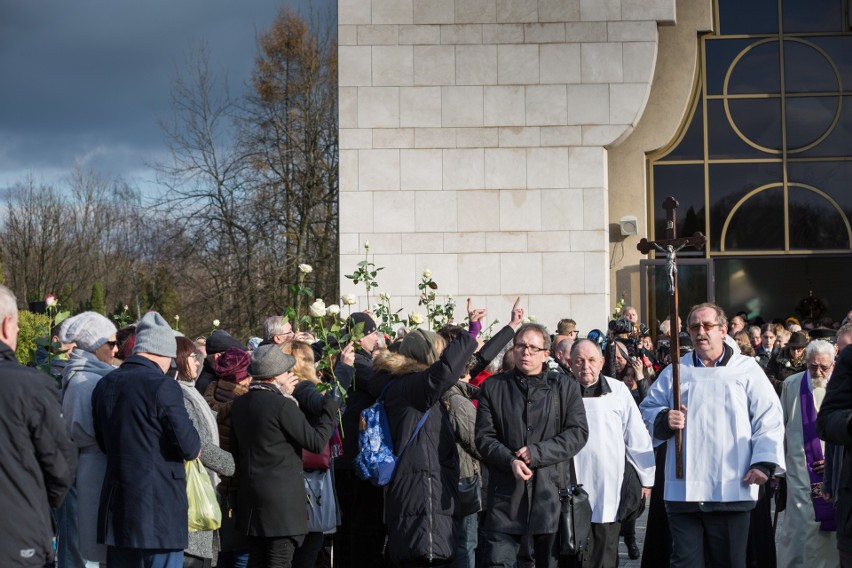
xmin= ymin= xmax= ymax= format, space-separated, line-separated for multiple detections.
xmin=574 ymin=376 xmax=655 ymax=524
xmin=640 ymin=350 xmax=785 ymax=503
xmin=778 ymin=370 xmax=839 ymax=568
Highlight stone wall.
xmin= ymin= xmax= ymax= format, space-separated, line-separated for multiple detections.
xmin=339 ymin=0 xmax=675 ymax=332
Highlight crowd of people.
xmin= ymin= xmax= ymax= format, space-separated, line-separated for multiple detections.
xmin=3 ymin=279 xmax=852 ymax=568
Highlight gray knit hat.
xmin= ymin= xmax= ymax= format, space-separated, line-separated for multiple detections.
xmin=63 ymin=311 xmax=117 ymax=353
xmin=132 ymin=311 xmax=177 ymax=358
xmin=400 ymin=328 xmax=441 ymax=366
xmin=249 ymin=344 xmax=296 ymax=380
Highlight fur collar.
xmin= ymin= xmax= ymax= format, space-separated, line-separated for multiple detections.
xmin=371 ymin=350 xmax=430 ymax=376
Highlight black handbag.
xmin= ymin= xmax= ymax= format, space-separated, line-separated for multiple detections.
xmin=617 ymin=459 xmax=646 ymax=523
xmin=458 ymin=475 xmax=482 ymax=516
xmin=557 ymin=459 xmax=593 ymax=556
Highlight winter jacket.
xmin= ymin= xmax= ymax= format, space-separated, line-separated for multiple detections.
xmin=0 ymin=340 xmax=76 ymax=567
xmin=61 ymin=349 xmax=116 ymax=562
xmin=204 ymin=379 xmax=248 ymax=455
xmin=230 ymin=382 xmax=339 ymax=537
xmin=92 ymin=355 xmax=201 ymax=550
xmin=195 ymin=359 xmax=217 ymax=396
xmin=767 ymin=347 xmax=806 ymax=395
xmin=338 ymin=349 xmax=377 ymax=468
xmin=475 ymin=369 xmax=589 ymax=535
xmin=375 ymin=332 xmax=478 ymax=565
xmin=443 ymin=381 xmax=481 ymax=479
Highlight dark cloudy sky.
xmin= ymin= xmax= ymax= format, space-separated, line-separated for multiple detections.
xmin=0 ymin=0 xmax=332 ymax=196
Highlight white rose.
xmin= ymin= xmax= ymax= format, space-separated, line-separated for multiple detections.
xmin=299 ymin=263 xmax=313 ymax=274
xmin=409 ymin=312 xmax=424 ymax=325
xmin=522 ymin=317 xmax=531 ymax=324
xmin=309 ymin=299 xmax=327 ymax=318
xmin=45 ymin=294 xmax=57 ymax=307
xmin=342 ymin=294 xmax=357 ymax=306
xmin=174 ymin=315 xmax=180 ymax=321
xmin=213 ymin=319 xmax=220 ymax=327
xmin=123 ymin=304 xmax=129 ymax=311
xmin=528 ymin=315 xmax=536 ymax=322
xmin=364 ymin=241 xmax=370 ymax=250
xmin=380 ymin=292 xmax=391 ymax=302
xmin=422 ymin=269 xmax=432 ymax=279
xmin=327 ymin=304 xmax=341 ymax=316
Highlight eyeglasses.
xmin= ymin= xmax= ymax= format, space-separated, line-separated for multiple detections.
xmin=807 ymin=363 xmax=833 ymax=374
xmin=688 ymin=322 xmax=722 ymax=333
xmin=514 ymin=343 xmax=547 ymax=354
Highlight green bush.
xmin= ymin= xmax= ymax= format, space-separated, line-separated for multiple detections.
xmin=16 ymin=310 xmax=50 ymax=365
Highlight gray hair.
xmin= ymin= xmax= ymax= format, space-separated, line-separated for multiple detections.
xmin=570 ymin=338 xmax=603 ymax=358
xmin=806 ymin=339 xmax=835 ymax=361
xmin=687 ymin=302 xmax=728 ymax=329
xmin=0 ymin=285 xmax=18 ymax=323
xmin=262 ymin=315 xmax=289 ymax=341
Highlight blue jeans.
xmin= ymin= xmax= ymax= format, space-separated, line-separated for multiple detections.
xmin=217 ymin=550 xmax=249 ymax=568
xmin=106 ymin=547 xmax=183 ymax=568
xmin=453 ymin=513 xmax=478 ymax=568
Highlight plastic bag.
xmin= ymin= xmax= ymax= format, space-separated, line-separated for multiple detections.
xmin=186 ymin=459 xmax=222 ymax=532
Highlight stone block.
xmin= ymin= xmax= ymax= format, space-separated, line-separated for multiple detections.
xmin=358 ymin=25 xmax=399 ymax=45
xmin=339 ymin=46 xmax=372 ymax=86
xmin=339 ymin=25 xmax=358 ymax=45
xmin=608 ymin=21 xmax=658 ymax=42
xmin=456 ymin=0 xmax=498 ymax=23
xmin=582 ymin=187 xmax=607 ymax=230
xmin=456 ymin=190 xmax=500 ymax=231
xmin=373 ymin=128 xmax=416 ymax=148
xmin=539 ymin=126 xmax=582 ymax=146
xmin=581 ymin=43 xmax=623 ymax=83
xmin=414 ymin=253 xmax=459 ymax=294
xmin=568 ymin=293 xmax=607 ymax=331
xmin=622 ymin=42 xmax=657 ymax=83
xmin=540 ymin=188 xmax=584 ymax=230
xmin=526 ymin=85 xmax=568 ymax=126
xmin=621 ymin=0 xmax=675 ymax=24
xmin=339 ymin=149 xmax=359 ymax=192
xmin=456 ymin=45 xmax=498 ymax=85
xmin=499 ymin=189 xmax=542 ymax=231
xmin=486 ymin=231 xmax=528 ymax=252
xmin=538 ymin=0 xmax=580 ymax=22
xmin=496 ymin=0 xmax=538 ymax=23
xmin=523 ymin=23 xmax=566 ymax=43
xmin=444 ymin=232 xmax=487 ymax=253
xmin=400 ymin=87 xmax=442 ymax=127
xmin=484 ymin=86 xmax=526 ymax=127
xmin=442 ymin=86 xmax=484 ymax=127
xmin=498 ymin=126 xmax=540 ymax=147
xmin=527 ymin=230 xmax=572 ymax=252
xmin=373 ymin=46 xmax=414 ymax=86
xmin=483 ymin=24 xmax=524 ymax=44
xmin=581 ymin=125 xmax=630 ymax=146
xmin=372 ymin=0 xmax=414 ymax=24
xmin=358 ymin=233 xmax=403 ymax=254
xmin=564 ymin=22 xmax=607 ymax=42
xmin=539 ymin=44 xmax=581 ymax=84
xmin=414 ymin=45 xmax=456 ymax=86
xmin=566 ymin=84 xmax=609 ymax=125
xmin=584 ymin=251 xmax=608 ymax=292
xmin=443 ymin=148 xmax=485 ymax=190
xmin=458 ymin=253 xmax=502 ymax=295
xmin=529 ymin=294 xmax=574 ymax=331
xmin=416 ymin=127 xmax=458 ymax=148
xmin=340 ymin=191 xmax=373 ymax=233
xmin=526 ymin=147 xmax=570 ymax=189
xmin=358 ymin=87 xmax=400 ymax=128
xmin=339 ymin=87 xmax=359 ymax=128
xmin=541 ymin=252 xmax=585 ymax=294
xmin=416 ymin=191 xmax=459 ymax=231
xmin=340 ymin=129 xmax=373 ymax=149
xmin=340 ymin=0 xmax=372 ymax=25
xmin=457 ymin=128 xmax=499 ymax=147
xmin=359 ymin=149 xmax=401 ymax=191
xmin=373 ymin=191 xmax=416 ymax=232
xmin=340 ymin=232 xmax=361 ymax=255
xmin=401 ymin=232 xmax=445 ymax=253
xmin=497 ymin=44 xmax=540 ymax=85
xmin=580 ymin=0 xmax=620 ymax=22
xmin=570 ymin=229 xmax=607 ymax=251
xmin=500 ymin=252 xmax=543 ymax=294
xmin=401 ymin=149 xmax=444 ymax=190
xmin=485 ymin=148 xmax=527 ymax=189
xmin=369 ymin=254 xmax=417 ymax=296
xmin=610 ymin=82 xmax=649 ymax=125
xmin=441 ymin=24 xmax=484 ymax=44
xmin=399 ymin=24 xmax=441 ymax=44
xmin=413 ymin=0 xmax=455 ymax=24
xmin=569 ymin=147 xmax=606 ymax=189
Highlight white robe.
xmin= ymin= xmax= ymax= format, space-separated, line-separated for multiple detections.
xmin=778 ymin=371 xmax=839 ymax=568
xmin=574 ymin=377 xmax=655 ymax=523
xmin=640 ymin=350 xmax=785 ymax=502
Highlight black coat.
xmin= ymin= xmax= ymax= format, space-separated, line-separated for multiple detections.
xmin=92 ymin=355 xmax=201 ymax=549
xmin=475 ymin=369 xmax=588 ymax=535
xmin=375 ymin=332 xmax=478 ymax=565
xmin=338 ymin=349 xmax=377 ymax=468
xmin=231 ymin=382 xmax=339 ymax=537
xmin=0 ymin=341 xmax=76 ymax=567
xmin=816 ymin=345 xmax=852 ymax=552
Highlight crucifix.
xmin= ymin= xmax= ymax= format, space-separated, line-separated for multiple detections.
xmin=636 ymin=196 xmax=706 ymax=478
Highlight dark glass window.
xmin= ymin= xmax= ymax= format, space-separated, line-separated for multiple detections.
xmin=708 ymin=163 xmax=784 ymax=250
xmin=717 ymin=0 xmax=778 ymax=35
xmin=652 ymin=164 xmax=706 ymax=242
xmin=788 ymin=185 xmax=850 ymax=249
xmin=781 ymin=0 xmax=843 ymax=33
xmin=658 ymin=100 xmax=704 ymax=162
xmin=720 ymin=186 xmax=785 ymax=251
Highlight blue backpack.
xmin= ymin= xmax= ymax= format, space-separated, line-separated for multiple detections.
xmin=354 ymin=380 xmax=432 ymax=487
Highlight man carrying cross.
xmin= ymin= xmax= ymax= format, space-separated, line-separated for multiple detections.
xmin=640 ymin=302 xmax=785 ymax=567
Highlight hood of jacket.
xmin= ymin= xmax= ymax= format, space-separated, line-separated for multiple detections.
xmin=62 ymin=348 xmax=115 ymax=390
xmin=371 ymin=350 xmax=429 ymax=377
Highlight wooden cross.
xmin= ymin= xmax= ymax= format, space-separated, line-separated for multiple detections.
xmin=636 ymin=196 xmax=706 ymax=479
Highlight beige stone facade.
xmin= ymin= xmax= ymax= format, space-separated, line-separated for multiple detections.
xmin=338 ymin=0 xmax=682 ymax=332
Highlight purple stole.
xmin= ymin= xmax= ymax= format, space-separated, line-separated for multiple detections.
xmin=799 ymin=372 xmax=836 ymax=531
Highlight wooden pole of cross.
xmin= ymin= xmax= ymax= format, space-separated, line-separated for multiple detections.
xmin=636 ymin=196 xmax=706 ymax=479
